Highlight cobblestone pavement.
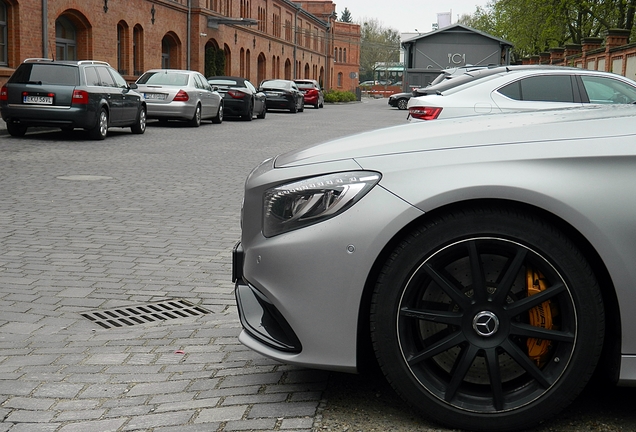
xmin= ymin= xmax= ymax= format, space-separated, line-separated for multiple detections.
xmin=0 ymin=98 xmax=409 ymax=432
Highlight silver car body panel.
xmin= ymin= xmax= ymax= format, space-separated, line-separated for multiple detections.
xmin=238 ymin=105 xmax=636 ymax=381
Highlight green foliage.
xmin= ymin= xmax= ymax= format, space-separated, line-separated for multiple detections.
xmin=205 ymin=47 xmax=226 ymax=77
xmin=359 ymin=18 xmax=401 ymax=81
xmin=324 ymin=89 xmax=357 ymax=103
xmin=340 ymin=7 xmax=353 ymax=23
xmin=462 ymin=0 xmax=636 ymax=59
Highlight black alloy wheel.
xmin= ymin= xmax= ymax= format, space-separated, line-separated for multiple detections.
xmin=397 ymin=98 xmax=409 ymax=110
xmin=371 ymin=207 xmax=604 ymax=431
xmin=242 ymin=102 xmax=254 ymax=121
xmin=257 ymin=102 xmax=267 ymax=119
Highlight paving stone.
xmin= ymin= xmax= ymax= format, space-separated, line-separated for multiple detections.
xmin=195 ymin=404 xmax=249 ymax=423
xmin=122 ymin=410 xmax=196 ymax=430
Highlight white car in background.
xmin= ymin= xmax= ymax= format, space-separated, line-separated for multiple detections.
xmin=407 ymin=65 xmax=636 ymax=121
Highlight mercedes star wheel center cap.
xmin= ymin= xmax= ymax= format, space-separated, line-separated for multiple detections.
xmin=473 ymin=311 xmax=500 ymax=337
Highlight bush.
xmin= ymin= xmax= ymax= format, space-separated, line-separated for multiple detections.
xmin=324 ymin=89 xmax=357 ymax=103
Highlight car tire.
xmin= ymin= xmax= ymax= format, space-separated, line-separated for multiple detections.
xmin=189 ymin=104 xmax=202 ymax=127
xmin=131 ymin=107 xmax=147 ymax=134
xmin=299 ymin=100 xmax=304 ymax=112
xmin=212 ymin=103 xmax=223 ymax=124
xmin=242 ymin=103 xmax=253 ymax=121
xmin=257 ymin=103 xmax=267 ymax=119
xmin=89 ymin=108 xmax=108 ymax=140
xmin=7 ymin=122 xmax=27 ymax=137
xmin=397 ymin=98 xmax=408 ymax=110
xmin=290 ymin=103 xmax=297 ymax=113
xmin=370 ymin=206 xmax=605 ymax=432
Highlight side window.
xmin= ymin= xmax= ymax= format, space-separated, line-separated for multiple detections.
xmin=245 ymin=80 xmax=256 ymax=92
xmin=521 ymin=75 xmax=574 ymax=102
xmin=580 ymin=75 xmax=636 ymax=104
xmin=96 ymin=66 xmax=116 ymax=87
xmin=498 ymin=81 xmax=521 ymax=100
xmin=109 ymin=68 xmax=128 ymax=88
xmin=84 ymin=67 xmax=100 ymax=86
xmin=193 ymin=74 xmax=204 ymax=89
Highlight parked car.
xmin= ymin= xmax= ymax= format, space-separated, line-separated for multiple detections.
xmin=407 ymin=65 xmax=636 ymax=120
xmin=294 ymin=79 xmax=324 ymax=109
xmin=388 ymin=65 xmax=493 ymax=110
xmin=259 ymin=79 xmax=304 ymax=113
xmin=135 ymin=69 xmax=223 ymax=126
xmin=207 ymin=76 xmax=266 ymax=121
xmin=0 ymin=58 xmax=146 ymax=139
xmin=233 ymin=104 xmax=636 ymax=431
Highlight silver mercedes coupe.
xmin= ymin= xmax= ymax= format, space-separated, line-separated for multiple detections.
xmin=233 ymin=104 xmax=636 ymax=431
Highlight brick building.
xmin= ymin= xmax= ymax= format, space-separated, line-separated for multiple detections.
xmin=0 ymin=0 xmax=360 ymax=91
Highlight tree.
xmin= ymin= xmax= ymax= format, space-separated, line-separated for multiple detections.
xmin=359 ymin=18 xmax=401 ymax=81
xmin=462 ymin=0 xmax=636 ymax=59
xmin=340 ymin=7 xmax=353 ymax=23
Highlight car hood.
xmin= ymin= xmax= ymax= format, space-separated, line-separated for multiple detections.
xmin=274 ymin=105 xmax=636 ymax=168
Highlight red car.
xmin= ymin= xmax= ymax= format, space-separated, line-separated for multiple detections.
xmin=294 ymin=79 xmax=324 ymax=109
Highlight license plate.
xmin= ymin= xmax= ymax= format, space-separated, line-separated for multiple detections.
xmin=23 ymin=95 xmax=53 ymax=105
xmin=144 ymin=93 xmax=167 ymax=100
xmin=265 ymin=91 xmax=281 ymax=97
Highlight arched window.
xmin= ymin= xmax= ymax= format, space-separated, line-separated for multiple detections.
xmin=343 ymin=48 xmax=347 ymax=64
xmin=56 ymin=16 xmax=77 ymax=60
xmin=337 ymin=72 xmax=343 ymax=87
xmin=161 ymin=37 xmax=173 ymax=68
xmin=133 ymin=25 xmax=143 ymax=75
xmin=339 ymin=48 xmax=342 ymax=63
xmin=0 ymin=1 xmax=7 ymax=66
xmin=117 ymin=21 xmax=129 ymax=75
xmin=334 ymin=47 xmax=337 ymax=62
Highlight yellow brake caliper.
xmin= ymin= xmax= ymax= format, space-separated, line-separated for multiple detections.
xmin=526 ymin=268 xmax=554 ymax=367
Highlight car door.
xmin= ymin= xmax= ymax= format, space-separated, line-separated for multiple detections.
xmin=490 ymin=74 xmax=584 ymax=113
xmin=245 ymin=79 xmax=265 ymax=113
xmin=109 ymin=67 xmax=139 ymax=123
xmin=95 ymin=65 xmax=123 ymax=124
xmin=194 ymin=73 xmax=218 ymax=118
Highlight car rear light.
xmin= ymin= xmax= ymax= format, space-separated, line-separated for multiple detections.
xmin=71 ymin=90 xmax=89 ymax=105
xmin=173 ymin=90 xmax=189 ymax=102
xmin=0 ymin=86 xmax=7 ymax=101
xmin=409 ymin=106 xmax=443 ymax=120
xmin=228 ymin=90 xmax=246 ymax=99
xmin=306 ymin=89 xmax=317 ymax=96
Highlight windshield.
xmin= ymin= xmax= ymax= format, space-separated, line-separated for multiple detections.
xmin=137 ymin=72 xmax=190 ymax=86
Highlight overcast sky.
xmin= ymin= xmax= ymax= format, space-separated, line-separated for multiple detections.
xmin=334 ymin=0 xmax=491 ymax=34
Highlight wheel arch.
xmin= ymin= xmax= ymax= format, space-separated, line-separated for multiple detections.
xmin=356 ymin=198 xmax=621 ymax=381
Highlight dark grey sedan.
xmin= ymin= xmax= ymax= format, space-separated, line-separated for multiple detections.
xmin=259 ymin=79 xmax=304 ymax=113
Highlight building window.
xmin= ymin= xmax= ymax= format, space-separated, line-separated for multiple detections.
xmin=0 ymin=1 xmax=7 ymax=66
xmin=117 ymin=22 xmax=129 ymax=75
xmin=337 ymin=72 xmax=343 ymax=87
xmin=161 ymin=37 xmax=171 ymax=68
xmin=133 ymin=25 xmax=143 ymax=75
xmin=343 ymin=48 xmax=347 ymax=63
xmin=334 ymin=47 xmax=337 ymax=62
xmin=56 ymin=16 xmax=77 ymax=60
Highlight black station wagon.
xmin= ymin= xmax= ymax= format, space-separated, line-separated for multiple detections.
xmin=0 ymin=59 xmax=146 ymax=140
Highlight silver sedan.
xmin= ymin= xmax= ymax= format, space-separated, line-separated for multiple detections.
xmin=234 ymin=105 xmax=636 ymax=431
xmin=136 ymin=69 xmax=223 ymax=126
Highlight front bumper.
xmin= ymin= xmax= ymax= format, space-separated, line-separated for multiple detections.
xmin=234 ymin=243 xmax=302 ymax=353
xmin=232 ymin=162 xmax=423 ymax=371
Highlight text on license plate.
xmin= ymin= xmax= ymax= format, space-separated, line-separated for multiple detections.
xmin=23 ymin=95 xmax=53 ymax=105
xmin=144 ymin=93 xmax=167 ymax=100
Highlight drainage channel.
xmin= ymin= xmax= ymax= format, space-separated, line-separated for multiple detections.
xmin=81 ymin=299 xmax=210 ymax=329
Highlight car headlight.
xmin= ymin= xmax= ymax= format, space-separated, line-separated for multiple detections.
xmin=263 ymin=171 xmax=381 ymax=237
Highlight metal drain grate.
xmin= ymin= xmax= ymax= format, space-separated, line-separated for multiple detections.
xmin=81 ymin=299 xmax=210 ymax=329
